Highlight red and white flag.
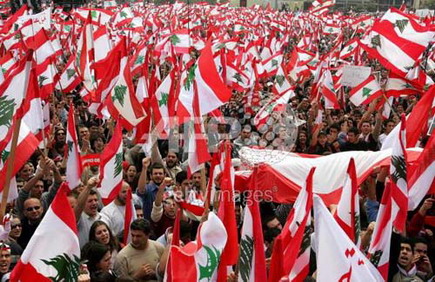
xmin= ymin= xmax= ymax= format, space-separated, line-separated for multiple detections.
xmin=11 ymin=183 xmax=81 ymax=281
xmin=368 ymin=181 xmax=394 ymax=280
xmin=334 ymin=158 xmax=360 ymax=245
xmin=408 ymin=133 xmax=435 ymax=210
xmin=237 ymin=191 xmax=267 ymax=282
xmin=269 ymin=167 xmax=315 ymax=282
xmin=98 ymin=122 xmax=123 ymax=205
xmin=123 ymin=188 xmax=136 ymax=245
xmin=314 ymin=195 xmax=383 ymax=281
xmin=65 ymin=104 xmax=82 ymax=190
xmin=390 ymin=114 xmax=408 ymax=233
xmin=165 ymin=212 xmax=227 ymax=281
xmin=349 ymin=75 xmax=383 ymax=106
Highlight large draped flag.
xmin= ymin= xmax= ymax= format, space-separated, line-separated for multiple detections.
xmin=65 ymin=104 xmax=82 ymax=190
xmin=269 ymin=167 xmax=315 ymax=282
xmin=165 ymin=212 xmax=227 ymax=281
xmin=334 ymin=158 xmax=361 ymax=245
xmin=314 ymin=195 xmax=384 ymax=281
xmin=11 ymin=183 xmax=81 ymax=281
xmin=238 ymin=191 xmax=267 ymax=282
xmin=390 ymin=114 xmax=408 ymax=233
xmin=98 ymin=121 xmax=123 ymax=205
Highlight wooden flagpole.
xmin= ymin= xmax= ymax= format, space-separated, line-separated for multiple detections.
xmin=0 ymin=117 xmax=22 ymax=219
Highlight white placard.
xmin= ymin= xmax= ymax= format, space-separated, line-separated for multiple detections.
xmin=341 ymin=65 xmax=371 ymax=87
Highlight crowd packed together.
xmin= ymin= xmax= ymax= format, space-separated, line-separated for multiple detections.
xmin=0 ymin=0 xmax=433 ymax=281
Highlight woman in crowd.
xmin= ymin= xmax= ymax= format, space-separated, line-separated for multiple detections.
xmin=81 ymin=241 xmax=116 ymax=282
xmin=88 ymin=221 xmax=121 ymax=267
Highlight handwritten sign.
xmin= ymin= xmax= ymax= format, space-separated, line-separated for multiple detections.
xmin=341 ymin=65 xmax=371 ymax=87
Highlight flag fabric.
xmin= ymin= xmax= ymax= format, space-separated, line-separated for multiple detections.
xmin=408 ymin=133 xmax=435 ymax=209
xmin=217 ymin=142 xmax=238 ymax=281
xmin=253 ymin=91 xmax=293 ymax=128
xmin=314 ymin=195 xmax=383 ymax=281
xmin=334 ymin=158 xmax=361 ymax=245
xmin=349 ymin=75 xmax=383 ymax=106
xmin=360 ymin=8 xmax=435 ymax=78
xmin=165 ymin=212 xmax=227 ymax=281
xmin=10 ymin=183 xmax=81 ymax=281
xmin=269 ymin=167 xmax=315 ymax=282
xmin=367 ymin=181 xmax=394 ymax=280
xmin=390 ymin=114 xmax=408 ymax=233
xmin=56 ymin=54 xmax=82 ymax=93
xmin=98 ymin=122 xmax=123 ymax=205
xmin=123 ymin=188 xmax=137 ymax=245
xmin=65 ymin=104 xmax=82 ymax=190
xmin=177 ymin=38 xmax=232 ymax=121
xmin=237 ymin=191 xmax=267 ymax=282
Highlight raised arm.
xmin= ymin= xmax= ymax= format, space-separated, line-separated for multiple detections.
xmin=137 ymin=157 xmax=151 ymax=195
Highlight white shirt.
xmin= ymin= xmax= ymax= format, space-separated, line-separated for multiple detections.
xmin=100 ymin=202 xmax=126 ymax=238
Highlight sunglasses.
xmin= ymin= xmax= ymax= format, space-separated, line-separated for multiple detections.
xmin=11 ymin=224 xmax=22 ymax=229
xmin=26 ymin=206 xmax=41 ymax=212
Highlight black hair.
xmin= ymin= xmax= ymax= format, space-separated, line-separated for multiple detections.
xmin=176 ymin=171 xmax=188 ymax=185
xmin=130 ymin=218 xmax=152 ymax=235
xmin=81 ymin=241 xmax=110 ymax=273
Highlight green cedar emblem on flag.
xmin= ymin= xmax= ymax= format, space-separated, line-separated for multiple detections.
xmin=271 ymin=59 xmax=278 ymax=68
xmin=169 ymin=34 xmax=181 ymax=45
xmin=183 ymin=65 xmax=197 ymax=91
xmin=1 ymin=68 xmax=6 ymax=74
xmin=275 ymin=74 xmax=285 ymax=87
xmin=66 ymin=69 xmax=76 ymax=80
xmin=113 ymin=85 xmax=127 ymax=107
xmin=298 ymin=224 xmax=312 ymax=256
xmin=371 ymin=35 xmax=381 ymax=48
xmin=64 ymin=25 xmax=72 ymax=32
xmin=347 ymin=45 xmax=354 ymax=52
xmin=114 ymin=152 xmax=123 ymax=178
xmin=198 ymin=246 xmax=221 ymax=281
xmin=38 ymin=75 xmax=48 ymax=87
xmin=90 ymin=10 xmax=98 ymax=19
xmin=233 ymin=73 xmax=243 ymax=84
xmin=362 ymin=87 xmax=372 ymax=97
xmin=135 ymin=55 xmax=144 ymax=65
xmin=120 ymin=10 xmax=128 ymax=18
xmin=391 ymin=155 xmax=407 ymax=183
xmin=1 ymin=150 xmax=9 ymax=163
xmin=0 ymin=96 xmax=17 ymax=128
xmin=67 ymin=140 xmax=74 ymax=154
xmin=238 ymin=235 xmax=254 ymax=282
xmin=395 ymin=19 xmax=409 ymax=33
xmin=158 ymin=92 xmax=169 ymax=107
xmin=41 ymin=253 xmax=81 ymax=282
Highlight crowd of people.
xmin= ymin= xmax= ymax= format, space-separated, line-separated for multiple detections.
xmin=0 ymin=0 xmax=433 ymax=281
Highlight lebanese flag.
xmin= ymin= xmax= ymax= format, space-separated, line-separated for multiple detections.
xmin=21 ymin=69 xmax=44 ymax=139
xmin=106 ymin=39 xmax=146 ymax=130
xmin=65 ymin=104 xmax=82 ymax=190
xmin=0 ymin=121 xmax=39 ymax=194
xmin=385 ymin=73 xmax=421 ymax=97
xmin=98 ymin=122 xmax=123 ymax=205
xmin=0 ymin=52 xmax=16 ymax=79
xmin=333 ymin=158 xmax=361 ymax=245
xmin=272 ymin=64 xmax=293 ymax=97
xmin=123 ymin=188 xmax=136 ymax=245
xmin=319 ymin=69 xmax=340 ymax=109
xmin=314 ymin=195 xmax=383 ymax=281
xmin=152 ymin=68 xmax=174 ymax=136
xmin=408 ymin=133 xmax=435 ymax=209
xmin=360 ymin=8 xmax=435 ymax=78
xmin=390 ymin=114 xmax=408 ymax=233
xmin=0 ymin=51 xmax=32 ymax=153
xmin=217 ymin=142 xmax=238 ymax=281
xmin=34 ymin=59 xmax=59 ymax=99
xmin=367 ymin=181 xmax=393 ymax=280
xmin=56 ymin=54 xmax=82 ymax=93
xmin=349 ymin=75 xmax=383 ymax=106
xmin=177 ymin=38 xmax=232 ymax=121
xmin=0 ymin=5 xmax=27 ymax=34
xmin=165 ymin=212 xmax=227 ymax=281
xmin=269 ymin=167 xmax=315 ymax=282
xmin=339 ymin=38 xmax=359 ymax=60
xmin=237 ymin=191 xmax=267 ymax=282
xmin=10 ymin=183 xmax=81 ymax=281
xmin=169 ymin=29 xmax=191 ymax=54
xmin=253 ymin=91 xmax=293 ymax=128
